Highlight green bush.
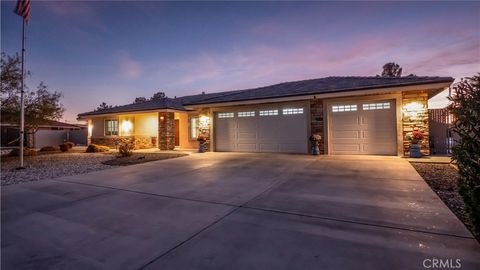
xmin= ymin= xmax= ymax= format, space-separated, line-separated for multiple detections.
xmin=118 ymin=139 xmax=134 ymax=157
xmin=9 ymin=148 xmax=37 ymax=156
xmin=39 ymin=146 xmax=59 ymax=152
xmin=448 ymin=74 xmax=480 ymax=236
xmin=59 ymin=143 xmax=69 ymax=152
xmin=86 ymin=144 xmax=110 ymax=153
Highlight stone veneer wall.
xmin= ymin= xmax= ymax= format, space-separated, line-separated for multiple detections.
xmin=196 ymin=109 xmax=212 ymax=151
xmin=90 ymin=137 xmax=118 ymax=148
xmin=90 ymin=136 xmax=155 ymax=149
xmin=402 ymin=90 xmax=430 ymax=156
xmin=158 ymin=112 xmax=175 ymax=150
xmin=310 ymin=99 xmax=325 ymax=154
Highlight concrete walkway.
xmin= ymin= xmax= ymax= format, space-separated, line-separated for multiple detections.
xmin=2 ymin=153 xmax=479 ymax=270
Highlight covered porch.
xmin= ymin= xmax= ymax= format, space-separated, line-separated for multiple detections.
xmin=86 ymin=110 xmax=207 ymax=151
xmin=87 ymin=111 xmax=159 ymax=149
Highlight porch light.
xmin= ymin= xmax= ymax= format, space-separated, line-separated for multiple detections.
xmin=403 ymin=101 xmax=424 ymax=119
xmin=199 ymin=115 xmax=210 ymax=130
xmin=121 ymin=120 xmax=133 ymax=133
xmin=87 ymin=123 xmax=93 ymax=137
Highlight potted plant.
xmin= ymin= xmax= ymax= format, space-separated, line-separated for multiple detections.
xmin=197 ymin=133 xmax=207 ymax=153
xmin=309 ymin=134 xmax=321 ymax=155
xmin=407 ymin=130 xmax=424 ymax=158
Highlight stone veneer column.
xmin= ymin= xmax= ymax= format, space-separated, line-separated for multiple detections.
xmin=158 ymin=112 xmax=175 ymax=150
xmin=402 ymin=90 xmax=430 ymax=156
xmin=197 ymin=109 xmax=212 ymax=151
xmin=310 ymin=99 xmax=325 ymax=154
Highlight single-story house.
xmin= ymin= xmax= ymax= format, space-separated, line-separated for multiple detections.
xmin=77 ymin=76 xmax=454 ymax=156
xmin=1 ymin=120 xmax=87 ymax=149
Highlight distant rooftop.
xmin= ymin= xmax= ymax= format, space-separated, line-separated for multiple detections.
xmin=78 ymin=76 xmax=454 ymax=117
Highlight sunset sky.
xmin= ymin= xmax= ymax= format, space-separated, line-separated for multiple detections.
xmin=2 ymin=1 xmax=479 ymax=123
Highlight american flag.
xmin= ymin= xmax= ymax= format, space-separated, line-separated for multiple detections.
xmin=14 ymin=0 xmax=30 ymax=22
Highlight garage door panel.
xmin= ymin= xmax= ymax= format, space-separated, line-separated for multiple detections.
xmin=237 ymin=143 xmax=257 ymax=152
xmin=329 ymin=99 xmax=397 ymax=155
xmin=332 ymin=143 xmax=361 ymax=152
xmin=332 ymin=114 xmax=359 ymax=125
xmin=215 ymin=104 xmax=307 ymax=153
xmin=332 ymin=130 xmax=360 ymax=139
xmin=280 ymin=143 xmax=305 ymax=153
xmin=237 ymin=119 xmax=256 ymax=130
xmin=237 ymin=132 xmax=257 ymax=139
xmin=216 ymin=142 xmax=235 ymax=152
xmin=258 ymin=119 xmax=280 ymax=139
xmin=258 ymin=143 xmax=279 ymax=152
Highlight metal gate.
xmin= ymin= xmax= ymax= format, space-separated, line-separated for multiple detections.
xmin=429 ymin=108 xmax=456 ymax=155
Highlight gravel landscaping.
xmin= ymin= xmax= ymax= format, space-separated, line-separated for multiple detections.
xmin=1 ymin=151 xmax=190 ymax=186
xmin=411 ymin=162 xmax=478 ymax=239
xmin=1 ymin=152 xmax=115 ymax=186
xmin=102 ymin=153 xmax=188 ymax=166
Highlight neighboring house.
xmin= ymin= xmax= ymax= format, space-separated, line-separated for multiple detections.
xmin=77 ymin=76 xmax=454 ymax=156
xmin=1 ymin=120 xmax=87 ymax=149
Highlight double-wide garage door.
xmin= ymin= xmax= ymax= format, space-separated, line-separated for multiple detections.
xmin=329 ymin=99 xmax=397 ymax=155
xmin=215 ymin=104 xmax=308 ymax=153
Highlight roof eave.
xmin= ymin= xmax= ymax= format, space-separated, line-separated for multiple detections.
xmin=184 ymin=81 xmax=453 ymax=109
xmin=77 ymin=107 xmax=188 ymax=119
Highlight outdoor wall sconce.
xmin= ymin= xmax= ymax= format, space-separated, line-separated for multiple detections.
xmin=159 ymin=116 xmax=165 ymax=121
xmin=87 ymin=122 xmax=93 ymax=137
xmin=403 ymin=101 xmax=424 ymax=120
xmin=121 ymin=120 xmax=133 ymax=133
xmin=199 ymin=115 xmax=210 ymax=130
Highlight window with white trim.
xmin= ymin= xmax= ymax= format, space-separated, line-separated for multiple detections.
xmin=190 ymin=117 xmax=198 ymax=139
xmin=331 ymin=105 xmax=357 ymax=112
xmin=362 ymin=102 xmax=391 ymax=110
xmin=104 ymin=119 xmax=119 ymax=136
xmin=218 ymin=112 xmax=234 ymax=118
xmin=259 ymin=110 xmax=278 ymax=116
xmin=282 ymin=108 xmax=304 ymax=115
xmin=238 ymin=111 xmax=255 ymax=117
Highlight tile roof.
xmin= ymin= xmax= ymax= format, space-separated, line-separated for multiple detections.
xmin=78 ymin=76 xmax=453 ymax=117
xmin=78 ymin=97 xmax=185 ymax=117
xmin=180 ymin=76 xmax=454 ymax=105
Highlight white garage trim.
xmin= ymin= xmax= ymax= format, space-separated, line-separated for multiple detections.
xmin=324 ymin=93 xmax=403 ymax=156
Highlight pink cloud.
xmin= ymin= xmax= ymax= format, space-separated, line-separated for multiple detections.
xmin=116 ymin=51 xmax=142 ymax=80
xmin=159 ymin=31 xmax=477 ymax=98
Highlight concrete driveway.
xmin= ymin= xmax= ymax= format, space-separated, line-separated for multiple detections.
xmin=2 ymin=153 xmax=479 ymax=270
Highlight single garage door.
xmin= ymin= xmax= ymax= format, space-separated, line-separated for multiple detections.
xmin=215 ymin=104 xmax=308 ymax=153
xmin=329 ymin=99 xmax=397 ymax=155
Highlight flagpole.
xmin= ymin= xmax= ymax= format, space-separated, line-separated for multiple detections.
xmin=19 ymin=18 xmax=25 ymax=169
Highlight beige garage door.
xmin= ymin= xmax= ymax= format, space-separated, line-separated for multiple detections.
xmin=215 ymin=104 xmax=308 ymax=153
xmin=329 ymin=99 xmax=397 ymax=155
